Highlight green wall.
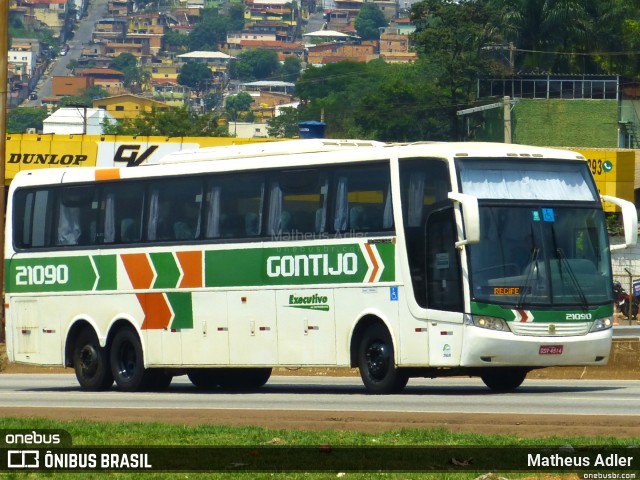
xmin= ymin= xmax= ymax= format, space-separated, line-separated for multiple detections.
xmin=469 ymin=99 xmax=619 ymax=147
xmin=512 ymin=99 xmax=618 ymax=148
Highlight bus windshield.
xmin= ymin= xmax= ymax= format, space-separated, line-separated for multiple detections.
xmin=467 ymin=205 xmax=612 ymax=307
xmin=458 ymin=158 xmax=612 ymax=308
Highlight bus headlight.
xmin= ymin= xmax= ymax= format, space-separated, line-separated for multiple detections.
xmin=589 ymin=317 xmax=613 ymax=332
xmin=467 ymin=315 xmax=510 ymax=332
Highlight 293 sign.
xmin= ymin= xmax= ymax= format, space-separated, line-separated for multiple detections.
xmin=588 ymin=158 xmax=604 ymax=175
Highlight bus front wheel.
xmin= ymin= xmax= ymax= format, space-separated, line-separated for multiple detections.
xmin=357 ymin=324 xmax=408 ymax=394
xmin=73 ymin=328 xmax=114 ymax=391
xmin=480 ymin=368 xmax=527 ymax=392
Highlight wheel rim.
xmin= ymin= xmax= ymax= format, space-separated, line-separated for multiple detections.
xmin=79 ymin=345 xmax=99 ymax=378
xmin=116 ymin=341 xmax=137 ymax=380
xmin=365 ymin=340 xmax=390 ymax=381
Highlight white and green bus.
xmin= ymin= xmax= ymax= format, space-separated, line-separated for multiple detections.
xmin=4 ymin=140 xmax=637 ymax=393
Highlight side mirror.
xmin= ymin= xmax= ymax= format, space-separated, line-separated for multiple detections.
xmin=448 ymin=192 xmax=480 ymax=248
xmin=601 ymin=195 xmax=638 ymax=251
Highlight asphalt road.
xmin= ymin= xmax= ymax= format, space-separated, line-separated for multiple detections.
xmin=24 ymin=0 xmax=109 ymax=106
xmin=2 ymin=373 xmax=640 ymax=437
xmin=2 ymin=373 xmax=640 ymax=416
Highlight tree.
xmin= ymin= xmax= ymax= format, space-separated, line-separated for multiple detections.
xmin=109 ymin=53 xmax=146 ymax=90
xmin=410 ymin=0 xmax=505 ymax=137
xmin=281 ymin=56 xmax=302 ymax=82
xmin=58 ymin=86 xmax=109 ymax=108
xmin=177 ymin=61 xmax=214 ymax=93
xmin=164 ymin=30 xmax=189 ymax=52
xmin=267 ymin=107 xmax=300 ymax=138
xmin=578 ymin=0 xmax=640 ymax=74
xmin=352 ymin=63 xmax=450 ymax=141
xmin=226 ymin=3 xmax=246 ymax=32
xmin=296 ymin=61 xmax=369 ymax=101
xmin=354 ymin=3 xmax=388 ymax=40
xmin=229 ymin=49 xmax=281 ymax=81
xmin=500 ymin=0 xmax=590 ymax=72
xmin=7 ymin=107 xmax=49 ymax=134
xmin=102 ymin=106 xmax=229 ymax=137
xmin=188 ymin=9 xmax=230 ymax=51
xmin=296 ymin=61 xmax=376 ymax=138
xmin=225 ymin=92 xmax=254 ymax=121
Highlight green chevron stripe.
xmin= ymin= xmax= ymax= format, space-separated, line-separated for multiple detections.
xmin=167 ymin=292 xmax=193 ymax=329
xmin=150 ymin=252 xmax=180 ymax=289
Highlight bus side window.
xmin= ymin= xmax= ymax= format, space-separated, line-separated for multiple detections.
xmin=101 ymin=183 xmax=144 ymax=244
xmin=55 ymin=186 xmax=98 ymax=247
xmin=14 ymin=189 xmax=55 ymax=249
xmin=267 ymin=169 xmax=327 ymax=238
xmin=204 ymin=173 xmax=265 ymax=239
xmin=332 ymin=163 xmax=393 ymax=235
xmin=147 ymin=178 xmax=203 ymax=242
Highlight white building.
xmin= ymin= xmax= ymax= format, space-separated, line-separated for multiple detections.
xmin=8 ymin=48 xmax=37 ymax=79
xmin=43 ymin=108 xmax=116 ymax=135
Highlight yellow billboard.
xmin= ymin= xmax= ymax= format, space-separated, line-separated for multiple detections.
xmin=575 ymin=149 xmax=635 ymax=212
xmin=4 ymin=134 xmax=276 ymax=184
xmin=4 ymin=137 xmax=637 ymax=215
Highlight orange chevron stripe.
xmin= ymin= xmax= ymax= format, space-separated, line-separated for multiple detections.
xmin=364 ymin=243 xmax=379 ymax=283
xmin=121 ymin=253 xmax=154 ymax=289
xmin=177 ymin=250 xmax=203 ymax=288
xmin=95 ymin=169 xmax=121 ymax=181
xmin=139 ymin=293 xmax=173 ymax=330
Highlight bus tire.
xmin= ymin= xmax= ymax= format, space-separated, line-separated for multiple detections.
xmin=73 ymin=328 xmax=114 ymax=391
xmin=219 ymin=368 xmax=272 ymax=389
xmin=188 ymin=369 xmax=222 ymax=389
xmin=145 ymin=369 xmax=173 ymax=390
xmin=357 ymin=324 xmax=408 ymax=394
xmin=481 ymin=368 xmax=527 ymax=392
xmin=110 ymin=327 xmax=147 ymax=392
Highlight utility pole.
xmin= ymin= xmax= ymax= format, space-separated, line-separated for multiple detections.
xmin=503 ymin=96 xmax=512 ymax=144
xmin=0 ymin=0 xmax=8 ymax=342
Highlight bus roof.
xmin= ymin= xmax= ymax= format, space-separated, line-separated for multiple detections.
xmin=9 ymin=141 xmax=587 ymax=188
xmin=153 ymin=139 xmax=388 ymax=164
xmin=154 ymin=140 xmax=586 ymax=164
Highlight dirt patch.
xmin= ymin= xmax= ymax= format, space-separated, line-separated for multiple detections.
xmin=3 ymin=407 xmax=640 ymax=439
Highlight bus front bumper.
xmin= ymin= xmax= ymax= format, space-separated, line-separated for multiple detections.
xmin=459 ymin=325 xmax=612 ymax=367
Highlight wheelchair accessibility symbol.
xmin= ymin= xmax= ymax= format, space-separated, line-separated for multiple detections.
xmin=390 ymin=287 xmax=399 ymax=301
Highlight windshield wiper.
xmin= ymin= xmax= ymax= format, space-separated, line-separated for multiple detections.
xmin=555 ymin=247 xmax=589 ymax=310
xmin=550 ymin=222 xmax=589 ymax=310
xmin=517 ymin=247 xmax=538 ymax=309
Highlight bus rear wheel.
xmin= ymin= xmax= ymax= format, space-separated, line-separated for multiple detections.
xmin=73 ymin=328 xmax=114 ymax=391
xmin=480 ymin=368 xmax=527 ymax=392
xmin=110 ymin=327 xmax=154 ymax=392
xmin=357 ymin=324 xmax=408 ymax=394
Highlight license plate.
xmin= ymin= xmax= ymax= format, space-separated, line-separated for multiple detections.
xmin=539 ymin=345 xmax=563 ymax=355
